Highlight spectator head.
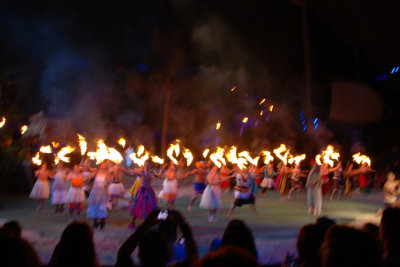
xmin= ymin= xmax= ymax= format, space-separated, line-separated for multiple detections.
xmin=48 ymin=222 xmax=98 ymax=267
xmin=362 ymin=223 xmax=379 ymax=241
xmin=193 ymin=246 xmax=260 ymax=267
xmin=380 ymin=207 xmax=400 ymax=246
xmin=221 ymin=220 xmax=257 ymax=258
xmin=297 ymin=224 xmax=324 ymax=266
xmin=0 ymin=235 xmax=41 ymax=267
xmin=138 ymin=230 xmax=169 ymax=267
xmin=2 ymin=220 xmax=22 ymax=238
xmin=315 ymin=216 xmax=336 ymax=234
xmin=209 ymin=238 xmax=222 ymax=252
xmin=321 ymin=225 xmax=380 ymax=267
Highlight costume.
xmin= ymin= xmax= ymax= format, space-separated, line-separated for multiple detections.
xmin=30 ymin=178 xmax=50 ymax=200
xmin=66 ymin=176 xmax=85 ymax=213
xmin=248 ymin=171 xmax=258 ymax=193
xmin=200 ymin=170 xmax=222 ymax=210
xmin=194 ymin=182 xmax=206 ymax=195
xmin=51 ymin=170 xmax=68 ymax=205
xmin=332 ymin=167 xmax=344 ymax=189
xmin=306 ymin=164 xmax=323 ymax=216
xmin=130 ymin=171 xmax=157 ymax=219
xmin=233 ymin=173 xmax=255 ymax=207
xmin=87 ymin=172 xmax=109 ymax=219
xmin=260 ymin=166 xmax=277 ymax=192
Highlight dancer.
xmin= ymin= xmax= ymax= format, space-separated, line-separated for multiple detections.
xmin=30 ymin=162 xmax=53 ymax=210
xmin=159 ymin=162 xmax=179 ymax=209
xmin=248 ymin=164 xmax=259 ymax=194
xmin=358 ymin=162 xmax=374 ymax=194
xmin=108 ymin=163 xmax=125 ymax=210
xmin=185 ymin=161 xmax=207 ymax=211
xmin=66 ymin=164 xmax=92 ymax=222
xmin=87 ymin=161 xmax=112 ymax=229
xmin=330 ymin=161 xmax=344 ymax=200
xmin=227 ymin=167 xmax=256 ymax=218
xmin=51 ymin=163 xmax=69 ymax=215
xmin=200 ymin=166 xmax=222 ymax=222
xmin=287 ymin=164 xmax=305 ymax=200
xmin=260 ymin=162 xmax=277 ymax=195
xmin=305 ymin=163 xmax=322 ymax=216
xmin=383 ymin=172 xmax=400 ymax=207
xmin=220 ymin=164 xmax=232 ymax=192
xmin=128 ymin=162 xmax=158 ymax=229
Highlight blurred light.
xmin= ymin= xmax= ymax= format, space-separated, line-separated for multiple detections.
xmin=314 ymin=124 xmax=319 ymax=130
xmin=391 ymin=68 xmax=395 ymax=74
xmin=137 ymin=63 xmax=148 ymax=71
xmin=302 ymin=126 xmax=307 ymax=131
xmin=382 ymin=75 xmax=387 ymax=80
xmin=301 ymin=120 xmax=305 ymax=126
xmin=376 ymin=76 xmax=380 ymax=82
xmin=300 ymin=111 xmax=304 ymax=116
xmin=313 ymin=118 xmax=318 ymax=124
xmin=242 ymin=117 xmax=248 ymax=123
xmin=259 ymin=98 xmax=266 ymax=105
xmin=396 ymin=66 xmax=399 ymax=72
xmin=231 ymin=86 xmax=237 ymax=92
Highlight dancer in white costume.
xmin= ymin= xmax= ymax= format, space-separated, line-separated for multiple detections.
xmin=51 ymin=163 xmax=69 ymax=215
xmin=200 ymin=166 xmax=222 ymax=222
xmin=108 ymin=163 xmax=125 ymax=210
xmin=159 ymin=162 xmax=179 ymax=209
xmin=30 ymin=163 xmax=53 ymax=210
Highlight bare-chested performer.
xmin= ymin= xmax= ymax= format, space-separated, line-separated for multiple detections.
xmin=185 ymin=161 xmax=208 ymax=211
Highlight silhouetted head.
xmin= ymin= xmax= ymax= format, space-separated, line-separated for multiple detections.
xmin=315 ymin=216 xmax=336 ymax=234
xmin=297 ymin=224 xmax=324 ymax=266
xmin=193 ymin=246 xmax=260 ymax=267
xmin=380 ymin=207 xmax=400 ymax=248
xmin=2 ymin=220 xmax=22 ymax=238
xmin=221 ymin=220 xmax=257 ymax=258
xmin=0 ymin=235 xmax=41 ymax=267
xmin=321 ymin=226 xmax=380 ymax=267
xmin=138 ymin=230 xmax=170 ymax=267
xmin=48 ymin=222 xmax=98 ymax=267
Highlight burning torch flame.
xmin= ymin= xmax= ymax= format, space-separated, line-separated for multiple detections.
xmin=52 ymin=141 xmax=60 ymax=148
xmin=288 ymin=154 xmax=306 ymax=165
xmin=87 ymin=139 xmax=123 ymax=164
xmin=242 ymin=117 xmax=248 ymax=123
xmin=40 ymin=145 xmax=52 ymax=154
xmin=226 ymin=146 xmax=247 ymax=170
xmin=209 ymin=147 xmax=226 ymax=168
xmin=216 ymin=121 xmax=221 ymax=130
xmin=238 ymin=151 xmax=259 ymax=166
xmin=118 ymin=138 xmax=126 ymax=148
xmin=55 ymin=146 xmax=75 ymax=164
xmin=0 ymin=117 xmax=5 ymax=128
xmin=231 ymin=86 xmax=237 ymax=92
xmin=203 ymin=149 xmax=210 ymax=158
xmin=77 ymin=134 xmax=87 ymax=156
xmin=352 ymin=153 xmax=371 ymax=166
xmin=183 ymin=149 xmax=194 ymax=166
xmin=152 ymin=156 xmax=164 ymax=164
xmin=316 ymin=145 xmax=340 ymax=167
xmin=262 ymin=151 xmax=274 ymax=164
xmin=259 ymin=110 xmax=264 ymax=116
xmin=32 ymin=152 xmax=42 ymax=166
xmin=259 ymin=98 xmax=266 ymax=105
xmin=137 ymin=145 xmax=145 ymax=157
xmin=129 ymin=151 xmax=149 ymax=167
xmin=21 ymin=125 xmax=28 ymax=135
xmin=269 ymin=105 xmax=274 ymax=112
xmin=167 ymin=142 xmax=180 ymax=165
xmin=273 ymin=144 xmax=289 ymax=165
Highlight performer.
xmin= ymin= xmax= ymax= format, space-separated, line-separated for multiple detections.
xmin=279 ymin=164 xmax=291 ymax=199
xmin=51 ymin=163 xmax=69 ymax=215
xmin=159 ymin=162 xmax=179 ymax=209
xmin=330 ymin=161 xmax=344 ymax=200
xmin=185 ymin=161 xmax=207 ymax=211
xmin=321 ymin=163 xmax=338 ymax=196
xmin=287 ymin=164 xmax=307 ymax=200
xmin=220 ymin=164 xmax=232 ymax=192
xmin=108 ymin=163 xmax=125 ymax=210
xmin=358 ymin=162 xmax=373 ymax=194
xmin=305 ymin=163 xmax=322 ymax=216
xmin=274 ymin=162 xmax=284 ymax=191
xmin=260 ymin=162 xmax=277 ymax=195
xmin=128 ymin=162 xmax=158 ymax=229
xmin=383 ymin=172 xmax=399 ymax=207
xmin=200 ymin=166 xmax=223 ymax=222
xmin=66 ymin=164 xmax=92 ymax=221
xmin=87 ymin=161 xmax=112 ymax=229
xmin=248 ymin=164 xmax=259 ymax=194
xmin=30 ymin=162 xmax=53 ymax=210
xmin=227 ymin=167 xmax=256 ymax=218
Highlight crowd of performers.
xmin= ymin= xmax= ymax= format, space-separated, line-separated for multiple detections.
xmin=29 ymin=156 xmax=380 ymax=228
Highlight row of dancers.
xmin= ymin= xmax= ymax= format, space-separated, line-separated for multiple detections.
xmin=29 ymin=158 xmax=375 ymax=227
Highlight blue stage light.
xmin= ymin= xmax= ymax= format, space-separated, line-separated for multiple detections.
xmin=313 ymin=118 xmax=318 ymax=124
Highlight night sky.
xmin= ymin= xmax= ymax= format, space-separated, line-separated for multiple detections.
xmin=1 ymin=0 xmax=400 ymax=165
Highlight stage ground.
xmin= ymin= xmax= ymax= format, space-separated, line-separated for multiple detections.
xmin=0 ymin=187 xmax=384 ymax=266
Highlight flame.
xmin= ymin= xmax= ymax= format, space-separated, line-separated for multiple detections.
xmin=203 ymin=149 xmax=210 ymax=158
xmin=183 ymin=149 xmax=194 ymax=166
xmin=238 ymin=151 xmax=259 ymax=166
xmin=216 ymin=121 xmax=221 ymax=130
xmin=269 ymin=105 xmax=274 ymax=112
xmin=21 ymin=125 xmax=28 ymax=135
xmin=137 ymin=145 xmax=145 ymax=157
xmin=262 ymin=151 xmax=274 ymax=164
xmin=118 ymin=138 xmax=126 ymax=148
xmin=288 ymin=154 xmax=306 ymax=165
xmin=152 ymin=156 xmax=164 ymax=164
xmin=52 ymin=141 xmax=60 ymax=148
xmin=259 ymin=110 xmax=264 ymax=116
xmin=87 ymin=139 xmax=123 ymax=164
xmin=259 ymin=98 xmax=266 ymax=105
xmin=32 ymin=152 xmax=42 ymax=166
xmin=316 ymin=145 xmax=340 ymax=167
xmin=167 ymin=143 xmax=180 ymax=165
xmin=352 ymin=152 xmax=371 ymax=166
xmin=231 ymin=86 xmax=237 ymax=92
xmin=226 ymin=146 xmax=247 ymax=169
xmin=40 ymin=145 xmax=52 ymax=154
xmin=55 ymin=146 xmax=75 ymax=164
xmin=129 ymin=151 xmax=149 ymax=167
xmin=77 ymin=134 xmax=87 ymax=156
xmin=209 ymin=147 xmax=226 ymax=168
xmin=0 ymin=116 xmax=5 ymax=128
xmin=273 ymin=144 xmax=289 ymax=165
xmin=242 ymin=117 xmax=248 ymax=123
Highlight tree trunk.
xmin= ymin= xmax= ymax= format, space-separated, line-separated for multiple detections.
xmin=161 ymin=83 xmax=172 ymax=157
